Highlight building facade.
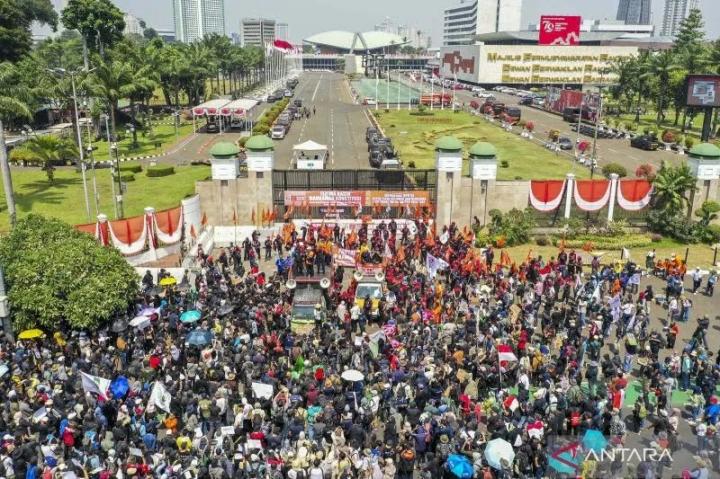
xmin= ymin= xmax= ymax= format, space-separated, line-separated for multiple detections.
xmin=123 ymin=13 xmax=144 ymax=36
xmin=443 ymin=0 xmax=523 ymax=46
xmin=172 ymin=0 xmax=225 ymax=43
xmin=241 ymin=18 xmax=276 ymax=47
xmin=661 ymin=0 xmax=699 ymax=37
xmin=528 ymin=19 xmax=655 ymax=38
xmin=276 ymin=23 xmax=289 ymax=42
xmin=616 ymin=0 xmax=652 ymax=25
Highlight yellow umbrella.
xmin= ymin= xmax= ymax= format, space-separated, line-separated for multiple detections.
xmin=159 ymin=277 xmax=177 ymax=287
xmin=18 ymin=329 xmax=44 ymax=340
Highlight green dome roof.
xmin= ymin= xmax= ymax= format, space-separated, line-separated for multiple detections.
xmin=435 ymin=136 xmax=463 ymax=152
xmin=469 ymin=142 xmax=497 ymax=158
xmin=689 ymin=142 xmax=720 ymax=159
xmin=245 ymin=135 xmax=275 ymax=151
xmin=210 ymin=141 xmax=240 ymax=158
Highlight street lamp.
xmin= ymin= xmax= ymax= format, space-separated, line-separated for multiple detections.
xmin=49 ymin=67 xmax=91 ymax=221
xmin=110 ymin=142 xmax=124 ymax=218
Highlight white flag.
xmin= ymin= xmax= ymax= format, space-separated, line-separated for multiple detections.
xmin=80 ymin=372 xmax=111 ymax=400
xmin=149 ymin=382 xmax=172 ymax=412
xmin=622 ymin=248 xmax=630 ymax=260
xmin=426 ymin=253 xmax=449 ymax=279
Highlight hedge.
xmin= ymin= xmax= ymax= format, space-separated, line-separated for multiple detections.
xmin=113 ymin=173 xmax=136 ymax=182
xmin=557 ymin=235 xmax=653 ymax=250
xmin=119 ymin=164 xmax=142 ymax=173
xmin=146 ymin=165 xmax=175 ymax=178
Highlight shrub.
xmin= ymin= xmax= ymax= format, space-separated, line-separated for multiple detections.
xmin=661 ymin=130 xmax=675 ymax=143
xmin=625 ymin=123 xmax=637 ymax=132
xmin=548 ymin=129 xmax=560 ymax=141
xmin=601 ymin=162 xmax=627 ymax=178
xmin=535 ymin=235 xmax=549 ymax=246
xmin=237 ymin=137 xmax=248 ymax=148
xmin=650 ymin=233 xmax=663 ymax=242
xmin=563 ymin=235 xmax=653 ymax=250
xmin=119 ymin=164 xmax=142 ymax=173
xmin=488 ymin=208 xmax=536 ymax=246
xmin=254 ymin=124 xmax=270 ymax=135
xmin=500 ymin=160 xmax=509 ymax=168
xmin=675 ymin=134 xmax=685 ymax=146
xmin=408 ymin=161 xmax=416 ymax=168
xmin=685 ymin=137 xmax=695 ymax=149
xmin=114 ymin=173 xmax=135 ymax=182
xmin=146 ymin=165 xmax=175 ymax=178
xmin=635 ymin=163 xmax=655 ymax=180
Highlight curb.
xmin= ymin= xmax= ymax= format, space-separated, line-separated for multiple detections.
xmin=96 ymin=152 xmax=166 ymax=166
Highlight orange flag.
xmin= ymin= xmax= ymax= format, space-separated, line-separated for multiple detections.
xmin=232 ymin=209 xmax=238 ymax=225
xmin=271 ymin=207 xmax=278 ymax=222
xmin=251 ymin=208 xmax=256 ymax=225
xmin=500 ymin=250 xmax=511 ymax=267
xmin=262 ymin=209 xmax=269 ymax=224
xmin=397 ymin=245 xmax=406 ymax=263
xmin=525 ymin=248 xmax=533 ymax=262
xmin=190 ymin=224 xmax=197 ymax=239
xmin=201 ymin=212 xmax=208 ymax=226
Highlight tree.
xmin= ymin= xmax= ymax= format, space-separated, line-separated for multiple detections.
xmin=0 ymin=0 xmax=58 ymax=63
xmin=85 ymin=54 xmax=134 ymax=140
xmin=673 ymin=8 xmax=705 ymax=51
xmin=0 ymin=215 xmax=139 ymax=331
xmin=61 ymin=0 xmax=125 ymax=67
xmin=0 ymin=62 xmax=34 ymax=228
xmin=695 ymin=200 xmax=720 ymax=226
xmin=24 ymin=135 xmax=79 ymax=182
xmin=642 ymin=50 xmax=680 ymax=125
xmin=651 ymin=163 xmax=697 ymax=213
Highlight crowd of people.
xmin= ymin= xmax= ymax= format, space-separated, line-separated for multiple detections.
xmin=0 ymin=218 xmax=718 ymax=479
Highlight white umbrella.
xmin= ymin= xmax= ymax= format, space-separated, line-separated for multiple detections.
xmin=129 ymin=316 xmax=151 ymax=330
xmin=484 ymin=438 xmax=515 ymax=470
xmin=341 ymin=369 xmax=364 ymax=382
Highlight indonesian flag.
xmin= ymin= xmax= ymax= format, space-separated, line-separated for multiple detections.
xmin=149 ymin=382 xmax=172 ymax=412
xmin=81 ymin=372 xmax=111 ymax=400
xmin=538 ymin=264 xmax=552 ymax=278
xmin=272 ymin=39 xmax=295 ymax=53
xmin=498 ymin=344 xmax=518 ymax=363
xmin=527 ymin=420 xmax=544 ymax=439
xmin=503 ymin=395 xmax=519 ymax=412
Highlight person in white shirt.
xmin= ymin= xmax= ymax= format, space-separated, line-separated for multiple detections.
xmin=692 ymin=267 xmax=703 ymax=294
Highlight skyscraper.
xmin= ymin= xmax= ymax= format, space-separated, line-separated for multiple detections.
xmin=616 ymin=0 xmax=652 ymax=25
xmin=172 ymin=0 xmax=225 ymax=43
xmin=240 ymin=18 xmax=276 ymax=47
xmin=660 ymin=0 xmax=700 ymax=37
xmin=443 ymin=0 xmax=523 ymax=46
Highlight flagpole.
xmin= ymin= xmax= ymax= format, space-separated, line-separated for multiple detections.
xmin=441 ymin=74 xmax=445 ymax=110
xmin=386 ymin=58 xmax=390 ymax=110
xmin=396 ymin=68 xmax=400 ymax=111
xmin=375 ymin=65 xmax=379 ymax=111
xmin=430 ymin=71 xmax=434 ymax=111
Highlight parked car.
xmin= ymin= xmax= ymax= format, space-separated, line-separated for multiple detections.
xmin=519 ymin=96 xmax=533 ymax=106
xmin=557 ymin=137 xmax=574 ymax=150
xmin=366 ymin=127 xmax=378 ymax=142
xmin=630 ymin=135 xmax=659 ymax=151
xmin=369 ymin=149 xmax=383 ymax=168
xmin=379 ymin=158 xmax=401 ymax=169
xmin=205 ymin=122 xmax=219 ymax=133
xmin=271 ymin=124 xmax=287 ymax=139
xmin=293 ymin=99 xmax=303 ymax=107
xmin=284 ymin=90 xmax=293 ymax=98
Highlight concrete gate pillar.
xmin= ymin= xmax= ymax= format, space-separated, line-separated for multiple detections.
xmin=434 ymin=136 xmax=464 ymax=227
xmin=687 ymin=143 xmax=720 ymax=218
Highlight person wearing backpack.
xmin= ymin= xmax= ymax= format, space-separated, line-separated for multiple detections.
xmin=397 ymin=446 xmax=415 ymax=479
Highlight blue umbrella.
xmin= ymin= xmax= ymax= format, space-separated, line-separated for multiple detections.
xmin=109 ymin=376 xmax=129 ymax=399
xmin=186 ymin=330 xmax=213 ymax=347
xmin=446 ymin=454 xmax=473 ymax=479
xmin=180 ymin=310 xmax=201 ymax=323
xmin=582 ymin=429 xmax=608 ymax=454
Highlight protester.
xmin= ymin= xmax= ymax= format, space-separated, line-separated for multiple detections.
xmin=0 ymin=218 xmax=716 ymax=479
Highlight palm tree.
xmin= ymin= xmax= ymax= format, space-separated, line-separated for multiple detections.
xmin=651 ymin=164 xmax=698 ymax=215
xmin=85 ymin=55 xmax=134 ymax=140
xmin=0 ymin=62 xmax=34 ymax=228
xmin=24 ymin=135 xmax=79 ymax=183
xmin=641 ymin=50 xmax=680 ymax=125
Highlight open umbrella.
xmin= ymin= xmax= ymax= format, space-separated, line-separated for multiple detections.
xmin=446 ymin=454 xmax=473 ymax=479
xmin=138 ymin=307 xmax=160 ymax=317
xmin=180 ymin=310 xmax=202 ymax=323
xmin=341 ymin=369 xmax=364 ymax=382
xmin=186 ymin=330 xmax=213 ymax=347
xmin=484 ymin=438 xmax=515 ymax=471
xmin=218 ymin=303 xmax=234 ymax=316
xmin=129 ymin=316 xmax=151 ymax=330
xmin=18 ymin=329 xmax=44 ymax=340
xmin=159 ymin=277 xmax=177 ymax=287
xmin=582 ymin=429 xmax=608 ymax=454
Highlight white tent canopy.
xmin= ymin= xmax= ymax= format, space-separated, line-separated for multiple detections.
xmin=219 ymin=98 xmax=259 ymax=117
xmin=293 ymin=140 xmax=327 ymax=151
xmin=192 ymin=99 xmax=231 ymax=117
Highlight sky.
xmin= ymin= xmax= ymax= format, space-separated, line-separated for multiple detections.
xmin=80 ymin=0 xmax=720 ymax=44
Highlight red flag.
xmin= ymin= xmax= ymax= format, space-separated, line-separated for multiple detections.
xmin=271 ymin=207 xmax=278 ymax=222
xmin=272 ymin=39 xmax=294 ymax=53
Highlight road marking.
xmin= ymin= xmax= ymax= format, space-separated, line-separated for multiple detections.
xmin=608 ymin=148 xmax=619 ymax=153
xmin=311 ymin=74 xmax=323 ymax=102
xmin=330 ymin=109 xmax=335 ymax=164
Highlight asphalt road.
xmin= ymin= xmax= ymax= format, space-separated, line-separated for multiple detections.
xmin=273 ymin=72 xmax=373 ymax=170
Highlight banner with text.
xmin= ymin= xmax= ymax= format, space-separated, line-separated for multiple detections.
xmin=539 ymin=15 xmax=581 ymax=46
xmin=284 ymin=191 xmax=430 ymax=207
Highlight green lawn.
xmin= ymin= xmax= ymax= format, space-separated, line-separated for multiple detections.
xmin=612 ymin=110 xmax=718 ymax=146
xmin=85 ymin=120 xmax=195 ymax=162
xmin=0 ymin=164 xmax=210 ymax=231
xmin=375 ymin=110 xmax=591 ymax=180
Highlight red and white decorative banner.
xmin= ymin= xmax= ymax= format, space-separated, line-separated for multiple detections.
xmin=573 ymin=179 xmax=611 ymax=211
xmin=333 ymin=248 xmax=357 ymax=268
xmin=153 ymin=206 xmax=184 ymax=244
xmin=108 ymin=216 xmax=148 ymax=256
xmin=617 ymin=179 xmax=653 ymax=211
xmin=529 ymin=180 xmax=566 ymax=212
